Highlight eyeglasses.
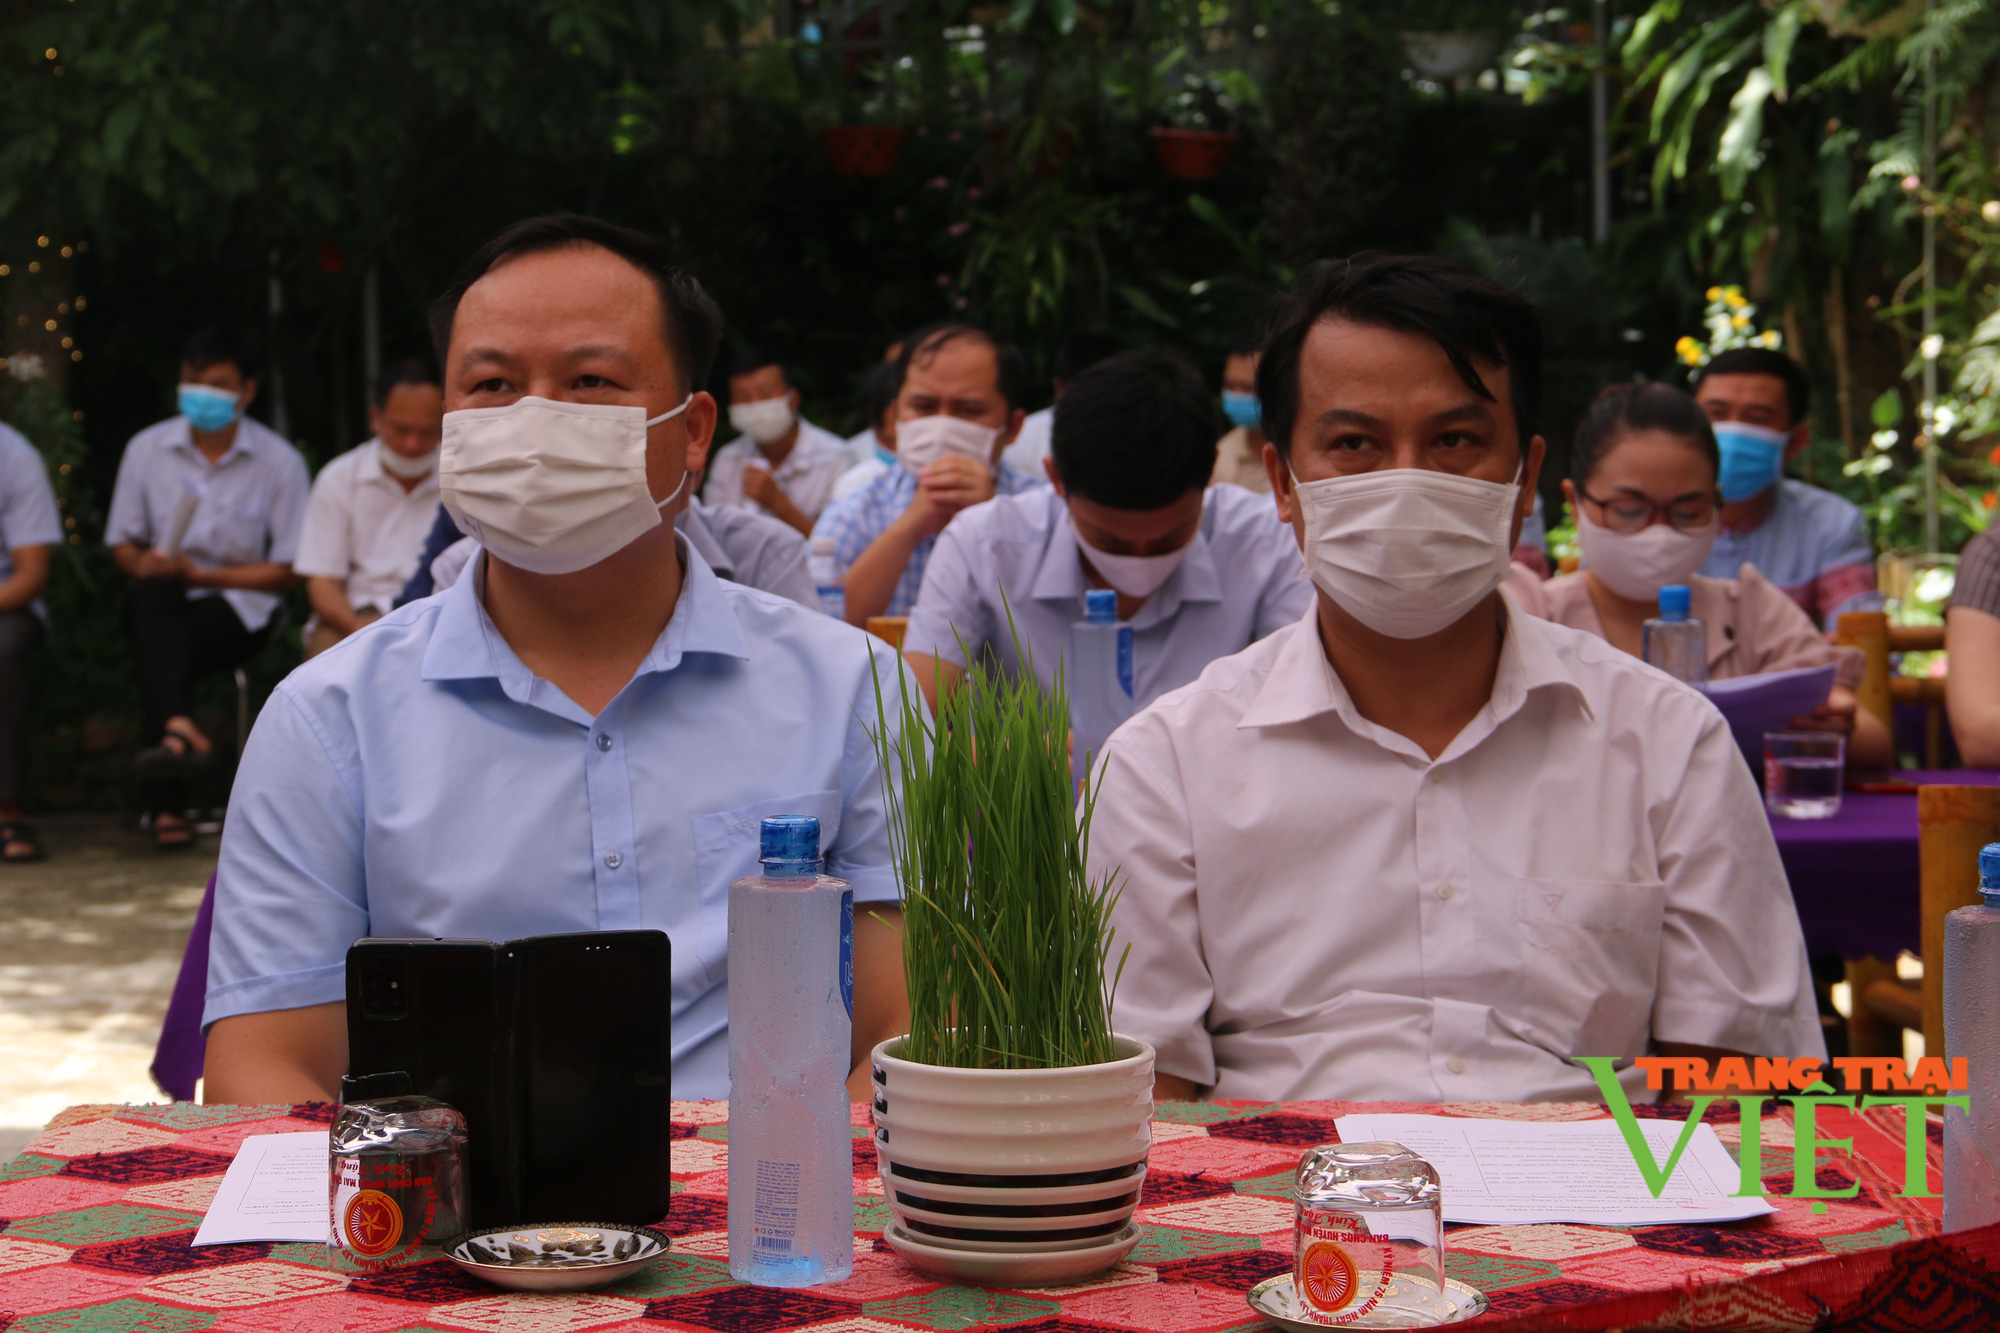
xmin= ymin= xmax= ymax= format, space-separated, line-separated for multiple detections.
xmin=1578 ymin=489 xmax=1718 ymax=535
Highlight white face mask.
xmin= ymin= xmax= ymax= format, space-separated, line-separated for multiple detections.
xmin=1077 ymin=532 xmax=1194 ymax=599
xmin=898 ymin=413 xmax=998 ymax=473
xmin=377 ymin=438 xmax=439 ymax=480
xmin=439 ymin=395 xmax=692 ymax=576
xmin=1291 ymin=467 xmax=1520 ymax=639
xmin=729 ymin=396 xmax=795 ymax=445
xmin=1575 ymin=510 xmax=1717 ymax=603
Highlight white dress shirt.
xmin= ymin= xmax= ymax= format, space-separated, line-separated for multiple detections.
xmin=103 ymin=415 xmax=310 ymax=631
xmin=704 ymin=419 xmax=853 ymax=522
xmin=1000 ymin=406 xmax=1055 ymax=482
xmin=1089 ymin=604 xmax=1824 ymax=1105
xmin=293 ymin=441 xmax=441 ymax=614
xmin=0 ymin=423 xmax=61 ymax=622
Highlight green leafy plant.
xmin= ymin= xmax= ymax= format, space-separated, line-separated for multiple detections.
xmin=869 ymin=623 xmax=1127 ymax=1071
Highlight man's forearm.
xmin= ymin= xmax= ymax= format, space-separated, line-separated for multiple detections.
xmin=189 ymin=561 xmax=299 ymax=594
xmin=112 ymin=542 xmax=149 ymax=577
xmin=843 ymin=519 xmax=925 ymax=626
xmin=307 ymin=577 xmax=363 ymax=634
xmin=204 ymin=1002 xmax=348 ymax=1105
xmin=0 ymin=573 xmax=44 ymax=615
xmin=766 ymin=492 xmax=814 ymax=538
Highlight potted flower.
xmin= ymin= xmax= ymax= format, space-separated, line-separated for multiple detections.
xmin=1397 ymin=0 xmax=1515 ymax=83
xmin=867 ymin=640 xmax=1152 ymax=1287
xmin=1147 ymin=63 xmax=1250 ymax=181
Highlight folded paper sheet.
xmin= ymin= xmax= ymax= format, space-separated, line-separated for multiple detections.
xmin=191 ymin=1130 xmax=332 ymax=1245
xmin=1332 ymin=1113 xmax=1776 ymax=1226
xmin=1700 ymin=664 xmax=1839 ymax=775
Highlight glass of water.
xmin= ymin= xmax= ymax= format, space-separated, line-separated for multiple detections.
xmin=1292 ymin=1141 xmax=1448 ymax=1328
xmin=1764 ymin=731 xmax=1845 ymax=819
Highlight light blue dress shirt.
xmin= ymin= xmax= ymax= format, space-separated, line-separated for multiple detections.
xmin=904 ymin=483 xmax=1314 ymax=711
xmin=205 ymin=541 xmax=909 ymax=1098
xmin=814 ymin=461 xmax=1038 ymax=617
xmin=0 ymin=423 xmax=61 ymax=622
xmin=103 ymin=415 xmax=310 ymax=631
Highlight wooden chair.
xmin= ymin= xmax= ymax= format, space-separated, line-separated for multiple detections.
xmin=865 ymin=616 xmax=909 ymax=651
xmin=1835 ymin=612 xmax=1949 ymax=770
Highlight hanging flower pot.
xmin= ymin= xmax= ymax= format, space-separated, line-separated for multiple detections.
xmin=1398 ymin=30 xmax=1507 ymax=82
xmin=1148 ymin=127 xmax=1241 ymax=182
xmin=821 ymin=125 xmax=907 ymax=178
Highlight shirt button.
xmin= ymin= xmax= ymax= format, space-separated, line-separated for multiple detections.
xmin=1429 ymin=771 xmax=1444 ymax=785
xmin=1447 ymin=1056 xmax=1467 ymax=1075
xmin=1436 ymin=882 xmax=1454 ymax=901
xmin=604 ymin=851 xmax=623 ymax=870
xmin=595 ymin=733 xmax=612 ymax=751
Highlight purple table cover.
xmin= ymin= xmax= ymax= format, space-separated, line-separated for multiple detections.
xmin=1770 ymin=770 xmax=2000 ymax=959
xmin=148 ymin=872 xmax=214 ymax=1101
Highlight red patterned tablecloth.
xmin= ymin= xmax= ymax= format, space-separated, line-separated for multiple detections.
xmin=3 ymin=1097 xmax=2000 ymax=1331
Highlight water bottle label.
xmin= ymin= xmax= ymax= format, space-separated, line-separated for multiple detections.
xmin=1116 ymin=627 xmax=1133 ymax=699
xmin=752 ymin=1158 xmax=801 ymax=1254
xmin=840 ymin=889 xmax=854 ymax=1019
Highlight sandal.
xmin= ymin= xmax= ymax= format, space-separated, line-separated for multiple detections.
xmin=151 ymin=812 xmax=196 ymax=852
xmin=135 ymin=732 xmax=212 ymax=784
xmin=0 ymin=820 xmax=44 ymax=863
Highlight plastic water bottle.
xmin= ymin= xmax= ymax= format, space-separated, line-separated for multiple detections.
xmin=1642 ymin=584 xmax=1708 ymax=686
xmin=727 ymin=816 xmax=854 ymax=1285
xmin=1070 ymin=588 xmax=1134 ymax=789
xmin=809 ymin=536 xmax=845 ymax=620
xmin=1945 ymin=842 xmax=2000 ymax=1232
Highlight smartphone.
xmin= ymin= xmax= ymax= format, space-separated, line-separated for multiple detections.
xmin=506 ymin=930 xmax=673 ymax=1225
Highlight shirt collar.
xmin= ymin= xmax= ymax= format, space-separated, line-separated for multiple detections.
xmin=1239 ymin=597 xmax=1594 ymax=745
xmin=421 ymin=535 xmax=751 ymax=706
xmin=676 ymin=502 xmax=734 ymax=579
xmin=1027 ymin=492 xmax=1223 ymax=624
xmin=173 ymin=418 xmax=255 ymax=466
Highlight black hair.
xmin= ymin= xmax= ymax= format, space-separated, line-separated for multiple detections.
xmin=860 ymin=360 xmax=902 ymax=432
xmin=373 ymin=357 xmax=440 ymax=408
xmin=1255 ymin=252 xmax=1543 ymax=460
xmin=895 ymin=322 xmax=1033 ymax=415
xmin=427 ymin=213 xmax=725 ymax=392
xmin=181 ymin=325 xmax=259 ymax=380
xmin=1694 ymin=346 xmax=1809 ymax=428
xmin=728 ymin=343 xmax=784 ymax=383
xmin=1051 ymin=350 xmax=1220 ymax=510
xmin=1226 ymin=329 xmax=1264 ymax=359
xmin=1570 ymin=382 xmax=1719 ymax=489
xmin=1051 ymin=332 xmax=1123 ymax=384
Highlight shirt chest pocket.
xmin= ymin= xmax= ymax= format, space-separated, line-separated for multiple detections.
xmin=688 ymin=789 xmax=843 ymax=991
xmin=1506 ymin=877 xmax=1666 ymax=1057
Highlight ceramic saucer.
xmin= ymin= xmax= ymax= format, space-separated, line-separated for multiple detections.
xmin=1247 ymin=1273 xmax=1488 ymax=1328
xmin=446 ymin=1222 xmax=670 ymax=1291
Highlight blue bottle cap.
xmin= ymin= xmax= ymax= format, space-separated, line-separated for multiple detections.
xmin=759 ymin=816 xmax=821 ymax=866
xmin=1657 ymin=585 xmax=1691 ymax=621
xmin=1980 ymin=842 xmax=2000 ymax=898
xmin=1085 ymin=588 xmax=1118 ymax=623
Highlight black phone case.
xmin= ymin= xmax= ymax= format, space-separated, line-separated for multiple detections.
xmin=344 ymin=930 xmax=671 ymax=1228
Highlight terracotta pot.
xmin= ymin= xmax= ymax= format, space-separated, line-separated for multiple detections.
xmin=820 ymin=125 xmax=907 ymax=178
xmin=870 ymin=1034 xmax=1154 ymax=1283
xmin=1148 ymin=127 xmax=1241 ymax=182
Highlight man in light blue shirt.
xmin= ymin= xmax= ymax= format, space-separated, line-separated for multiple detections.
xmin=905 ymin=351 xmax=1311 ymax=713
xmin=202 ymin=215 xmax=912 ymax=1105
xmin=105 ymin=326 xmax=310 ymax=849
xmin=0 ymin=421 xmax=60 ymax=862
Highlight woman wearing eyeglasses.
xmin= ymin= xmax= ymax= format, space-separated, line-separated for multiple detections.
xmin=1508 ymin=381 xmax=1893 ymax=768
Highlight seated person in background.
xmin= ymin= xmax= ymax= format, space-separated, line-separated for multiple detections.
xmin=201 ymin=215 xmax=911 ymax=1105
xmin=1001 ymin=331 xmax=1122 ymax=480
xmin=0 ymin=420 xmax=59 ymax=862
xmin=1508 ymin=383 xmax=1891 ymax=768
xmin=1512 ymin=492 xmax=1550 ymax=578
xmin=815 ymin=322 xmax=1037 ymax=625
xmin=831 ymin=359 xmax=904 ymax=504
xmin=703 ymin=346 xmax=853 ymax=536
xmin=1089 ymin=253 xmax=1823 ymax=1104
xmin=106 ymin=326 xmax=309 ymax=851
xmin=1695 ymin=347 xmax=1880 ymax=627
xmin=1945 ymin=526 xmax=2000 ymax=767
xmin=904 ymin=350 xmax=1311 ymax=713
xmin=294 ymin=360 xmax=445 ymax=657
xmin=1209 ymin=333 xmax=1270 ymax=494
xmin=393 ymin=501 xmax=463 ymax=607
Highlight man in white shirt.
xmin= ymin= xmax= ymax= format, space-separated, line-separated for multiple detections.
xmin=106 ymin=326 xmax=309 ymax=850
xmin=0 ymin=422 xmax=60 ymax=862
xmin=704 ymin=348 xmax=852 ymax=535
xmin=905 ymin=350 xmax=1310 ymax=712
xmin=999 ymin=332 xmax=1121 ymax=480
xmin=294 ymin=360 xmax=445 ymax=657
xmin=1088 ymin=253 xmax=1823 ymax=1106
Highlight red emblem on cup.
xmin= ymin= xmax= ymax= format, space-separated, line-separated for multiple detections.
xmin=1299 ymin=1240 xmax=1359 ymax=1313
xmin=344 ymin=1188 xmax=404 ymax=1257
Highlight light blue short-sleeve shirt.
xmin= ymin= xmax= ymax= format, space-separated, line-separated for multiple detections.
xmin=813 ymin=462 xmax=1039 ymax=617
xmin=205 ymin=542 xmax=909 ymax=1098
xmin=0 ymin=423 xmax=61 ymax=620
xmin=904 ymin=483 xmax=1313 ymax=711
xmin=103 ymin=415 xmax=311 ymax=631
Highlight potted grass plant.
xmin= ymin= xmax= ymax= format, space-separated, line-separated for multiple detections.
xmin=867 ymin=638 xmax=1154 ymax=1286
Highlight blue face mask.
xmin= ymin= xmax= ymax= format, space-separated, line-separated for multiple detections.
xmin=1713 ymin=422 xmax=1788 ymax=503
xmin=179 ymin=383 xmax=240 ymax=433
xmin=1222 ymin=390 xmax=1261 ymax=430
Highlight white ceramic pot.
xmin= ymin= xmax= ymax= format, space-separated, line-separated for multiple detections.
xmin=869 ymin=1035 xmax=1154 ymax=1281
xmin=1398 ymin=29 xmax=1506 ymax=81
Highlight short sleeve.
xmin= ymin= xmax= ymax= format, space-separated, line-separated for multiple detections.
xmin=103 ymin=435 xmax=153 ymax=548
xmin=744 ymin=528 xmax=817 ymax=608
xmin=1952 ymin=530 xmax=2000 ymax=620
xmin=291 ymin=463 xmax=354 ymax=579
xmin=0 ymin=433 xmax=60 ymax=551
xmin=264 ymin=449 xmax=312 ymax=564
xmin=204 ymin=684 xmax=368 ymax=1027
xmin=1091 ymin=710 xmax=1218 ymax=1090
xmin=904 ymin=521 xmax=988 ymax=667
xmin=814 ymin=491 xmax=872 ymax=579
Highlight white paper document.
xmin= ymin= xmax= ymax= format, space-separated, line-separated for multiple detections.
xmin=1699 ymin=664 xmax=1838 ymax=774
xmin=192 ymin=1131 xmax=332 ymax=1246
xmin=162 ymin=483 xmax=204 ymax=556
xmin=1332 ymin=1113 xmax=1775 ymax=1226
